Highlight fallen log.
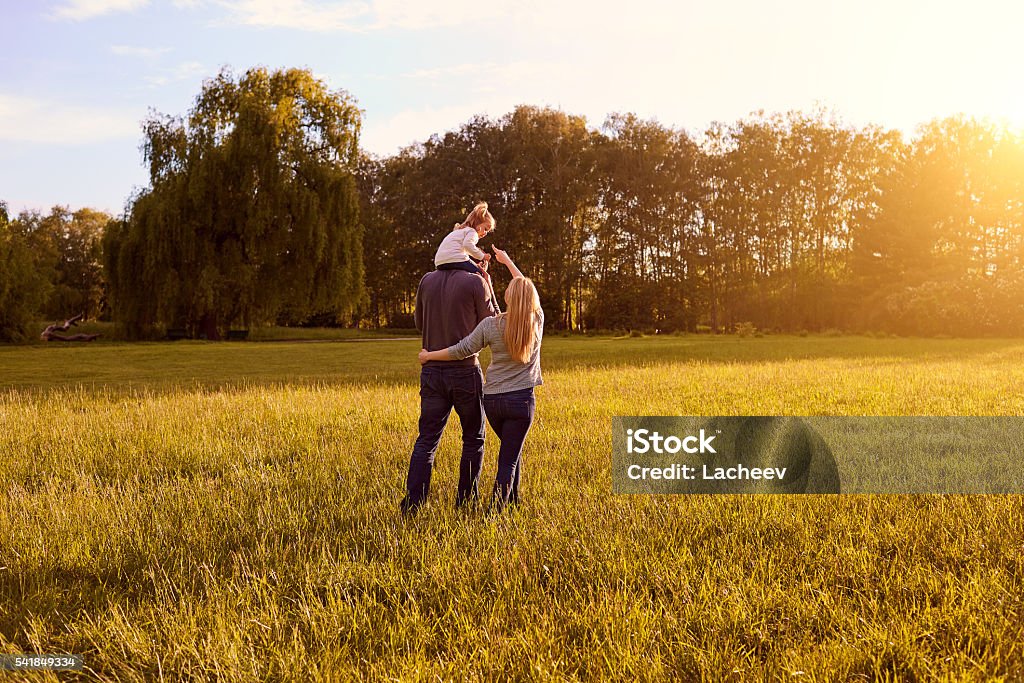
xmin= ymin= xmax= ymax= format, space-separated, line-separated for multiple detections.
xmin=41 ymin=313 xmax=100 ymax=342
xmin=43 ymin=332 xmax=101 ymax=342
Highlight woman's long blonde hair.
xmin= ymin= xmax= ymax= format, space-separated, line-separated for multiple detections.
xmin=455 ymin=201 xmax=497 ymax=233
xmin=501 ymin=277 xmax=541 ymax=363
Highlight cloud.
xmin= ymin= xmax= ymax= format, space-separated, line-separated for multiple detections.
xmin=110 ymin=44 xmax=171 ymax=58
xmin=0 ymin=94 xmax=141 ymax=144
xmin=399 ymin=62 xmax=530 ymax=82
xmin=398 ymin=61 xmax=551 ymax=85
xmin=212 ymin=0 xmax=524 ymax=32
xmin=51 ymin=0 xmax=149 ymax=20
xmin=360 ymin=95 xmax=559 ymax=157
xmin=359 ymin=59 xmax=611 ymax=155
xmin=360 ymin=103 xmax=484 ymax=156
xmin=145 ymin=61 xmax=207 ymax=87
xmin=367 ymin=0 xmax=519 ymax=30
xmin=399 ymin=63 xmax=488 ymax=81
xmin=357 ymin=53 xmax=717 ymax=157
xmin=215 ymin=0 xmax=370 ymax=31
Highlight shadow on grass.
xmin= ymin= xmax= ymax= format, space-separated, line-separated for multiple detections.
xmin=0 ymin=564 xmax=154 ymax=644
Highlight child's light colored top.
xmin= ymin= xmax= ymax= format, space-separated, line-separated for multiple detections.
xmin=435 ymin=226 xmax=486 ymax=266
xmin=447 ymin=309 xmax=544 ymax=395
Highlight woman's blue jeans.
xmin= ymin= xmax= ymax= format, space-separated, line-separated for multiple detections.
xmin=482 ymin=387 xmax=535 ymax=511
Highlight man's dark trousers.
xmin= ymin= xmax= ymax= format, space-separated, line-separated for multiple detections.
xmin=402 ymin=364 xmax=485 ymax=513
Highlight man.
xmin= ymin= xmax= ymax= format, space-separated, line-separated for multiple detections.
xmin=401 ymin=261 xmax=496 ymax=514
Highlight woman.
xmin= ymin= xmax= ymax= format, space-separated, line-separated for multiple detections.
xmin=419 ymin=247 xmax=543 ymax=512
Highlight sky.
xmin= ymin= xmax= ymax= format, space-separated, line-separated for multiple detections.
xmin=2 ymin=0 xmax=1023 ymax=216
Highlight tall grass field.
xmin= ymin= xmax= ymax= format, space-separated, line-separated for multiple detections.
xmin=2 ymin=335 xmax=1023 ymax=680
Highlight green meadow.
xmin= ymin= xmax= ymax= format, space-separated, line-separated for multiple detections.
xmin=2 ymin=335 xmax=1023 ymax=680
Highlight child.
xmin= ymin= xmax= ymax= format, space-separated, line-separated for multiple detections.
xmin=435 ymin=202 xmax=501 ymax=311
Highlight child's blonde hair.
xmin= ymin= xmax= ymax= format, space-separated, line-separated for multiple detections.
xmin=455 ymin=201 xmax=496 ymax=233
xmin=501 ymin=277 xmax=541 ymax=363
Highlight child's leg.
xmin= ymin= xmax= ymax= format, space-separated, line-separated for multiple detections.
xmin=486 ymin=276 xmax=502 ymax=314
xmin=436 ymin=261 xmax=502 ymax=313
xmin=436 ymin=260 xmax=482 ymax=275
xmin=471 ymin=264 xmax=502 ymax=313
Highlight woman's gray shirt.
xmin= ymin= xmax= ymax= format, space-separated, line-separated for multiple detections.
xmin=447 ymin=309 xmax=544 ymax=395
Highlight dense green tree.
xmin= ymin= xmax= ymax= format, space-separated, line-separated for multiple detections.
xmin=357 ymin=106 xmax=598 ymax=330
xmin=690 ymin=110 xmax=895 ymax=332
xmin=492 ymin=106 xmax=599 ymax=329
xmin=590 ymin=113 xmax=701 ymax=331
xmin=864 ymin=118 xmax=1024 ymax=334
xmin=356 ymin=148 xmax=447 ymax=328
xmin=105 ymin=67 xmax=364 ymax=339
xmin=29 ymin=206 xmax=110 ymax=320
xmin=0 ymin=203 xmax=54 ymax=342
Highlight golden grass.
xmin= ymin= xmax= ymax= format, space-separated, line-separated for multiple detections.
xmin=1 ymin=336 xmax=1023 ymax=680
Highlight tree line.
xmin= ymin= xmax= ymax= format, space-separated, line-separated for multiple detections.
xmin=0 ymin=203 xmax=107 ymax=341
xmin=361 ymin=107 xmax=1024 ymax=335
xmin=3 ymin=66 xmax=1024 ymax=341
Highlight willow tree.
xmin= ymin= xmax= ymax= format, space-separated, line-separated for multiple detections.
xmin=105 ymin=67 xmax=364 ymax=339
